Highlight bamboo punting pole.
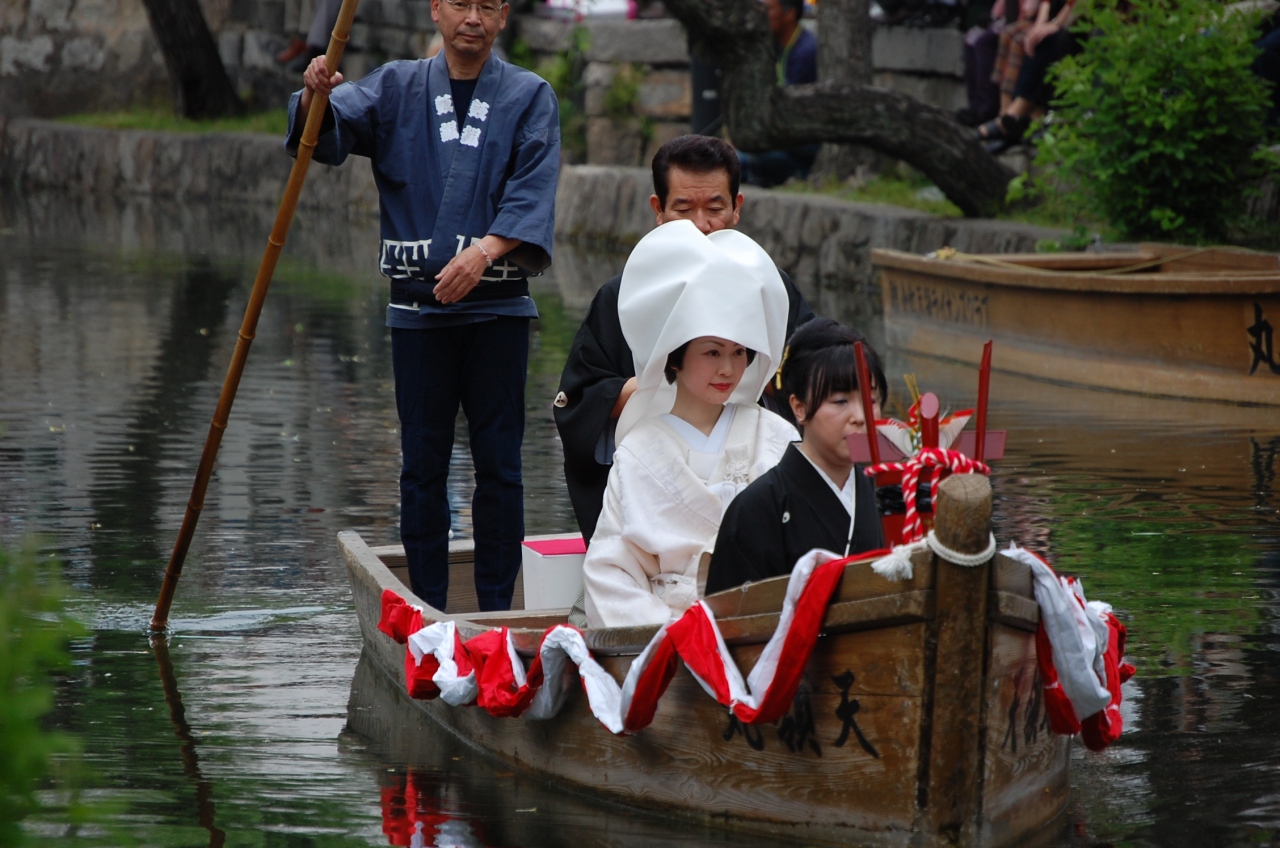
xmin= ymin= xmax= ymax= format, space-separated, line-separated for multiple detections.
xmin=150 ymin=0 xmax=360 ymax=632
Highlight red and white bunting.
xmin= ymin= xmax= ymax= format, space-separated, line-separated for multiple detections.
xmin=378 ymin=543 xmax=1132 ymax=750
xmin=378 ymin=549 xmax=885 ymax=734
xmin=1002 ymin=544 xmax=1135 ymax=751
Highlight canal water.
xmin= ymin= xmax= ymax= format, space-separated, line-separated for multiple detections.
xmin=2 ymin=189 xmax=1279 ymax=847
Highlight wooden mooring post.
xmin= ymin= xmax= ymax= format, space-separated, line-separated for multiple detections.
xmin=922 ymin=472 xmax=994 ymax=843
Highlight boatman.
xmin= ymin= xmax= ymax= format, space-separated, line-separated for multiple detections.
xmin=553 ymin=135 xmax=814 ymax=545
xmin=287 ymin=0 xmax=560 ymax=612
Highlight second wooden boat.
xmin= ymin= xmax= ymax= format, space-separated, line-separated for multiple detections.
xmin=873 ymin=244 xmax=1280 ymax=406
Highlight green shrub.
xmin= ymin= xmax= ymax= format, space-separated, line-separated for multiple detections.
xmin=604 ymin=64 xmax=645 ymax=120
xmin=0 ymin=545 xmax=83 ymax=845
xmin=529 ymin=26 xmax=590 ymax=163
xmin=1032 ymin=0 xmax=1275 ymax=242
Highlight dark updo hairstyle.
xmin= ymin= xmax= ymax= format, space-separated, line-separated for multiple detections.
xmin=778 ymin=318 xmax=887 ymax=426
xmin=664 ymin=340 xmax=758 ymax=384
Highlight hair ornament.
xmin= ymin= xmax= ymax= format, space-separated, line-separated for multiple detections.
xmin=774 ymin=344 xmax=791 ymax=390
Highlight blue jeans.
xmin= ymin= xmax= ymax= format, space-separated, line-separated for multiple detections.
xmin=392 ymin=318 xmax=529 ymax=612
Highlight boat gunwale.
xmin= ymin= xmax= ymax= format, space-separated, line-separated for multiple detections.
xmin=871 ymin=247 xmax=1280 ymax=295
xmin=339 ymin=531 xmax=1041 ymax=657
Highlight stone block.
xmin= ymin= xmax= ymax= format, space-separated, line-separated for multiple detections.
xmin=377 ymin=25 xmax=410 ymax=56
xmin=342 ymin=51 xmax=380 ymax=80
xmin=356 ymin=0 xmax=382 ymax=24
xmin=587 ymin=116 xmax=644 ymax=166
xmin=229 ymin=0 xmax=256 ymax=27
xmin=0 ymin=35 xmax=54 ymax=76
xmin=519 ymin=16 xmax=576 ymax=53
xmin=407 ymin=28 xmax=431 ymax=58
xmin=642 ymin=120 xmax=689 ymax=165
xmin=584 ymin=18 xmax=687 ymax=65
xmin=253 ymin=0 xmax=286 ymax=33
xmin=61 ymin=35 xmax=107 ymax=71
xmin=218 ymin=30 xmax=243 ymax=68
xmin=872 ymin=26 xmax=963 ymax=77
xmin=350 ymin=22 xmax=374 ymax=50
xmin=405 ymin=0 xmax=433 ymax=31
xmin=28 ymin=0 xmax=73 ymax=32
xmin=873 ymin=70 xmax=966 ymax=113
xmin=378 ymin=0 xmax=407 ymax=29
xmin=583 ymin=62 xmax=614 ymax=117
xmin=637 ymin=69 xmax=690 ymax=119
xmin=240 ymin=30 xmax=277 ymax=70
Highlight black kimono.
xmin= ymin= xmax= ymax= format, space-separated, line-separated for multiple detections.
xmin=554 ymin=270 xmax=815 ymax=542
xmin=704 ymin=444 xmax=884 ymax=595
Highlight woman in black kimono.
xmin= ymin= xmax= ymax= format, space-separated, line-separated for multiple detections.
xmin=705 ymin=319 xmax=888 ymax=595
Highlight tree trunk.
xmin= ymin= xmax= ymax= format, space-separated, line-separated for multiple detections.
xmin=139 ymin=0 xmax=245 ymax=119
xmin=664 ymin=0 xmax=1009 ymax=217
xmin=812 ymin=0 xmax=877 ymax=183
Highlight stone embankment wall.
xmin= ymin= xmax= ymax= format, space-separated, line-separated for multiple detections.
xmin=0 ymin=118 xmax=1065 ymax=331
xmin=0 ymin=0 xmax=969 ymax=165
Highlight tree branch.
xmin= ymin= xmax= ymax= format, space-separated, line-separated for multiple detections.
xmin=666 ymin=0 xmax=1011 ymax=217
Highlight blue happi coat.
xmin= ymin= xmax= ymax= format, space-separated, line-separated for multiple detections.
xmin=286 ymin=55 xmax=560 ymax=319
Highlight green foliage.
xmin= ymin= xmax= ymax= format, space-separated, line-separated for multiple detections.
xmin=59 ymin=108 xmax=289 ymax=135
xmin=0 ymin=544 xmax=83 ymax=845
xmin=604 ymin=64 xmax=645 ymax=120
xmin=507 ymin=36 xmax=536 ymax=71
xmin=528 ymin=26 xmax=590 ymax=162
xmin=1032 ymin=0 xmax=1275 ymax=242
xmin=791 ymin=168 xmax=964 ymax=217
xmin=1035 ymin=224 xmax=1097 ymax=252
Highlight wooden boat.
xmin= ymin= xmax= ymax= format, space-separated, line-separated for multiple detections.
xmin=339 ymin=475 xmax=1071 ymax=848
xmin=872 ymin=244 xmax=1280 ymax=406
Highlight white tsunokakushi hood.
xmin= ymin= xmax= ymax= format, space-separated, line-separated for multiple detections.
xmin=616 ymin=219 xmax=790 ymax=443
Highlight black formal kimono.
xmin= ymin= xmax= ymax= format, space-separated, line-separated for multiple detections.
xmin=704 ymin=444 xmax=884 ymax=595
xmin=553 ymin=270 xmax=814 ymax=543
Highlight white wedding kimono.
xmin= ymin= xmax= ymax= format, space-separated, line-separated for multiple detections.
xmin=583 ymin=403 xmax=798 ymax=628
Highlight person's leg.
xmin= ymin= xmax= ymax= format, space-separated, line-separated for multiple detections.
xmin=972 ymin=28 xmax=1001 ymax=123
xmin=393 ymin=326 xmax=462 ymax=611
xmin=1254 ymin=29 xmax=1280 ymax=126
xmin=306 ymin=0 xmax=343 ymax=49
xmin=1013 ymin=28 xmax=1075 ymax=112
xmin=458 ymin=317 xmax=530 ymax=611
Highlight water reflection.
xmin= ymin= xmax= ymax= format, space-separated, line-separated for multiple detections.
xmin=347 ymin=650 xmax=800 ymax=848
xmin=2 ymin=188 xmax=1279 ymax=846
xmin=153 ymin=636 xmax=226 ymax=847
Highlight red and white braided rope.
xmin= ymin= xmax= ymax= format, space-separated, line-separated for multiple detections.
xmin=865 ymin=447 xmax=991 ymax=543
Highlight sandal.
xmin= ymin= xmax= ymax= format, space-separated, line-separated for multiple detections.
xmin=976 ymin=114 xmax=1029 ymax=143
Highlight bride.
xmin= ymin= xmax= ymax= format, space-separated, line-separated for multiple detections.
xmin=582 ymin=220 xmax=797 ymax=628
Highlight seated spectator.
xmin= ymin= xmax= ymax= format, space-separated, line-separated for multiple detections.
xmin=738 ymin=0 xmax=822 ymax=187
xmin=1255 ymin=12 xmax=1280 ymax=126
xmin=989 ymin=0 xmax=1041 ymax=116
xmin=978 ymin=0 xmax=1079 ymax=150
xmin=957 ymin=2 xmax=1004 ymax=127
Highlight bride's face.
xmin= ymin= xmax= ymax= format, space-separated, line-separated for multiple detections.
xmin=673 ymin=336 xmax=751 ymax=407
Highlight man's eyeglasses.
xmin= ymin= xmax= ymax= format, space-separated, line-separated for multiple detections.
xmin=442 ymin=0 xmax=506 ymax=17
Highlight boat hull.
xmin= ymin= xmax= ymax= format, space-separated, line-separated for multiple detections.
xmin=341 ymin=530 xmax=1070 ymax=847
xmin=874 ymin=246 xmax=1280 ymax=406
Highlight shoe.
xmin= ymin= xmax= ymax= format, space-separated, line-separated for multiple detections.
xmin=977 ymin=113 xmax=1028 ymax=144
xmin=275 ymin=37 xmax=307 ymax=65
